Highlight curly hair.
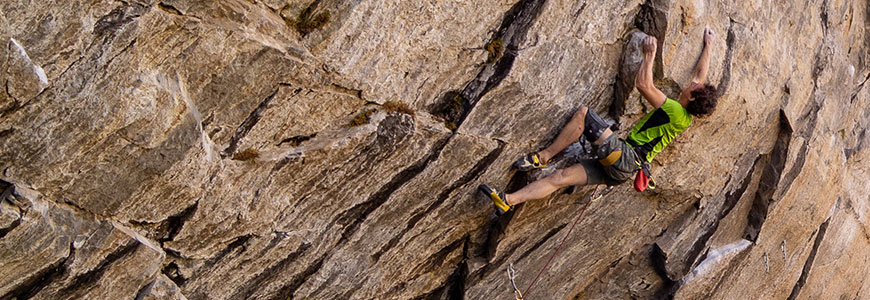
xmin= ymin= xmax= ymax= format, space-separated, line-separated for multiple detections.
xmin=686 ymin=84 xmax=718 ymax=116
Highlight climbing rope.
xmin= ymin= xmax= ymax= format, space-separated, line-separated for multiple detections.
xmin=509 ymin=185 xmax=606 ymax=299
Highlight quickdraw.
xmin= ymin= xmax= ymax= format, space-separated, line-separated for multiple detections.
xmin=507 ymin=264 xmax=524 ymax=300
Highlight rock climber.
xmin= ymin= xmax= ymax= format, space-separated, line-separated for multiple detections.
xmin=479 ymin=28 xmax=719 ymax=214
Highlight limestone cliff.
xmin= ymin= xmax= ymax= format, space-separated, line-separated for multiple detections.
xmin=1 ymin=0 xmax=869 ymax=299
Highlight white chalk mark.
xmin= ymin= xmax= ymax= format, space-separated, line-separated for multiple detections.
xmin=681 ymin=239 xmax=751 ymax=284
xmin=10 ymin=38 xmax=49 ymax=85
xmin=155 ymin=73 xmax=219 ymax=162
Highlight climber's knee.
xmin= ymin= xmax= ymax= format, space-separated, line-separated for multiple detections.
xmin=571 ymin=106 xmax=589 ymax=125
xmin=545 ymin=166 xmax=586 ymax=188
xmin=583 ymin=108 xmax=611 ymax=142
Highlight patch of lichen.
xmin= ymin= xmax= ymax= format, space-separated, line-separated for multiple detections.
xmin=280 ymin=3 xmax=331 ymax=36
xmin=485 ymin=38 xmax=504 ymax=63
xmin=232 ymin=148 xmax=260 ymax=164
xmin=444 ymin=121 xmax=458 ymax=131
xmin=431 ymin=92 xmax=466 ymax=132
xmin=349 ymin=109 xmax=374 ymax=127
xmin=383 ymin=101 xmax=415 ymax=116
xmin=448 ymin=94 xmax=463 ymax=113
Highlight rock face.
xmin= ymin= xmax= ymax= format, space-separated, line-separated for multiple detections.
xmin=1 ymin=0 xmax=868 ymax=299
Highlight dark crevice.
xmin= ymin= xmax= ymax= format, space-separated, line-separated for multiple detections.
xmin=431 ymin=0 xmax=547 ymax=129
xmin=59 ymin=241 xmax=140 ymax=295
xmin=610 ymin=0 xmax=668 ymax=120
xmin=467 ymin=239 xmax=523 ymax=288
xmin=714 ymin=21 xmax=737 ymax=99
xmin=850 ymin=72 xmax=870 ymax=103
xmin=410 ymin=238 xmax=466 ymax=277
xmin=333 ymin=136 xmax=452 ymax=245
xmin=609 ymin=35 xmax=637 ymax=121
xmin=414 ymin=237 xmax=470 ymax=300
xmin=198 ymin=234 xmax=253 ymax=273
xmin=810 ymin=45 xmax=829 ymax=85
xmin=227 ymin=242 xmax=313 ymax=300
xmin=446 ymin=237 xmax=470 ymax=300
xmin=651 ymin=244 xmax=677 ymax=300
xmin=0 ymin=216 xmax=21 ymax=239
xmin=634 ymin=0 xmax=669 ymax=79
xmin=372 ymin=142 xmax=505 ymax=262
xmin=267 ymin=253 xmax=327 ymax=300
xmin=133 ymin=279 xmax=156 ymax=300
xmin=477 ymin=170 xmax=529 ymax=263
xmin=277 ymin=133 xmax=316 ymax=147
xmin=255 ymin=232 xmax=288 ymax=259
xmin=94 ymin=3 xmax=147 ymax=38
xmin=412 ymin=285 xmax=444 ymax=300
xmin=515 ymin=223 xmax=568 ymax=264
xmin=819 ymin=0 xmax=829 ymax=33
xmin=161 ymin=262 xmax=187 ymax=287
xmin=787 ymin=217 xmax=831 ymax=300
xmin=481 ymin=209 xmax=518 ymax=263
xmin=4 ymin=243 xmax=75 ymax=300
xmin=773 ymin=140 xmax=809 ymax=207
xmin=676 ymin=154 xmax=759 ymax=281
xmin=745 ymin=110 xmax=792 ymax=242
xmin=770 ymin=99 xmax=819 ymax=204
xmin=222 ymin=88 xmax=280 ymax=157
xmin=159 ymin=200 xmax=199 ymax=243
xmin=157 ymin=2 xmax=184 ymax=16
xmin=0 ymin=127 xmax=14 ymax=140
xmin=100 ymin=38 xmax=138 ymax=80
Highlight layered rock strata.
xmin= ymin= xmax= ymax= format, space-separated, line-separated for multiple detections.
xmin=1 ymin=0 xmax=869 ymax=299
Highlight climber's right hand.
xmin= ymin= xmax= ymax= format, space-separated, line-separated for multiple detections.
xmin=642 ymin=36 xmax=657 ymax=57
xmin=703 ymin=27 xmax=715 ymax=46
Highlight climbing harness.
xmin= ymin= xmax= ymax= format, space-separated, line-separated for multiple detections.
xmin=508 ymin=185 xmax=609 ymax=299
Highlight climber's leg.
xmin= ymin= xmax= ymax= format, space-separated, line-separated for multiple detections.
xmin=506 ymin=162 xmax=597 ymax=205
xmin=538 ymin=107 xmax=613 ymax=163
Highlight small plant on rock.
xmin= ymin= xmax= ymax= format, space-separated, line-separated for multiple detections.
xmin=349 ymin=109 xmax=374 ymax=127
xmin=281 ymin=3 xmax=331 ymax=36
xmin=383 ymin=101 xmax=415 ymax=116
xmin=232 ymin=148 xmax=260 ymax=164
xmin=485 ymin=38 xmax=504 ymax=63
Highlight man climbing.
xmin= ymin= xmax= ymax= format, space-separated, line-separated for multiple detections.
xmin=479 ymin=28 xmax=719 ymax=214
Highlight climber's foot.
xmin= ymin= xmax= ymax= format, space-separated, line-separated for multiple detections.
xmin=478 ymin=184 xmax=511 ymax=214
xmin=513 ymin=153 xmax=547 ymax=171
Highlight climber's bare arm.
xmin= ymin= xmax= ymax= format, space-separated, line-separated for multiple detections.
xmin=636 ymin=36 xmax=666 ymax=108
xmin=681 ymin=28 xmax=714 ymax=97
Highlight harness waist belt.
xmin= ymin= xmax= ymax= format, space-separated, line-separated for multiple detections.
xmin=626 ymin=139 xmax=648 ymax=164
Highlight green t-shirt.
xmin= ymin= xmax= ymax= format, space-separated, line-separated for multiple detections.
xmin=627 ymin=98 xmax=692 ymax=162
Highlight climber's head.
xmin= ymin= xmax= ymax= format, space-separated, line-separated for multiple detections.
xmin=686 ymin=83 xmax=718 ymax=117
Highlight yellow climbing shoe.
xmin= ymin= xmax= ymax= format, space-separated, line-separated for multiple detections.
xmin=478 ymin=184 xmax=511 ymax=214
xmin=513 ymin=153 xmax=547 ymax=171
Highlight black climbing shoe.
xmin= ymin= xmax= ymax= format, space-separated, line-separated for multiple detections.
xmin=478 ymin=184 xmax=511 ymax=214
xmin=513 ymin=153 xmax=547 ymax=171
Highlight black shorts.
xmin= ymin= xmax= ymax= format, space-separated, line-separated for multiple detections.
xmin=579 ymin=134 xmax=639 ymax=186
xmin=583 ymin=108 xmax=611 ymax=142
